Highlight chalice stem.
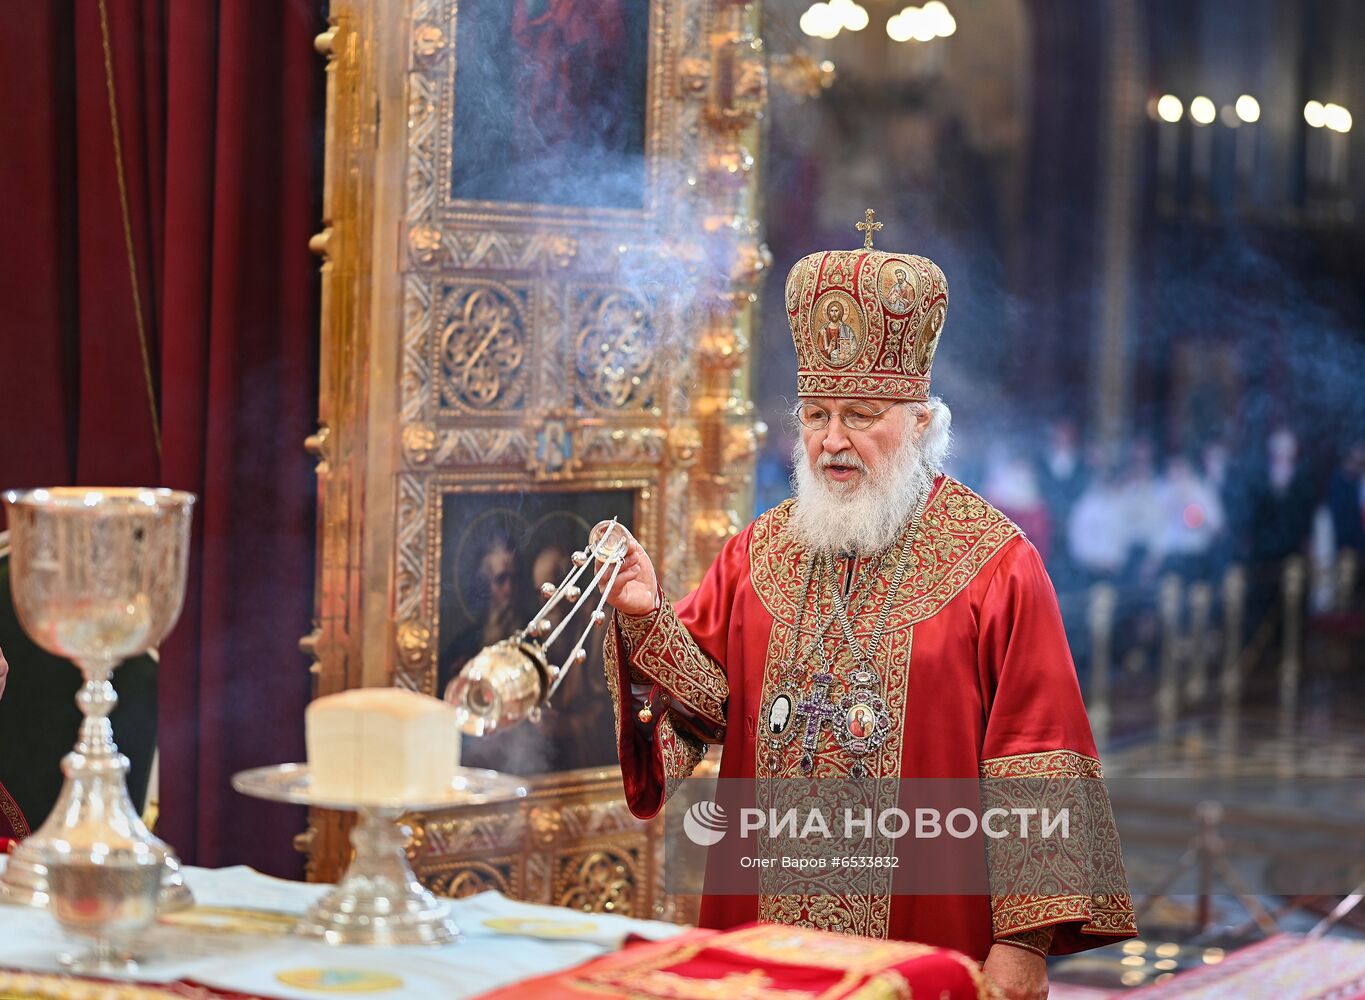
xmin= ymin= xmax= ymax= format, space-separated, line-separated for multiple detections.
xmin=73 ymin=658 xmax=119 ymax=761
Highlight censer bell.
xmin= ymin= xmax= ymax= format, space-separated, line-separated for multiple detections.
xmin=445 ymin=519 xmax=630 ymax=734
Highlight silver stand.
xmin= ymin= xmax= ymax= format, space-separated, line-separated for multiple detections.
xmin=232 ymin=763 xmax=526 ymax=946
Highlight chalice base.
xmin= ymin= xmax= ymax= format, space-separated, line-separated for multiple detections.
xmin=59 ymin=946 xmax=140 ymax=977
xmin=0 ymin=758 xmax=193 ymax=912
xmin=292 ymin=807 xmax=458 ymax=946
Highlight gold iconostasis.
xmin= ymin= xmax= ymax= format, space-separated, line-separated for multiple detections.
xmin=303 ymin=0 xmax=768 ymax=919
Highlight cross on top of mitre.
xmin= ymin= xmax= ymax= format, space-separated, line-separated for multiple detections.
xmin=855 ymin=208 xmax=883 ymax=250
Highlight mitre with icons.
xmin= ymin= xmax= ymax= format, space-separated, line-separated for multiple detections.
xmin=787 ymin=209 xmax=949 ymax=401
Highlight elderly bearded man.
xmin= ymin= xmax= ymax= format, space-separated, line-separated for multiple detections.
xmin=600 ymin=221 xmax=1136 ymax=1000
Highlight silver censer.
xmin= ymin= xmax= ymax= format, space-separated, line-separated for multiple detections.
xmin=1 ymin=487 xmax=195 ymax=912
xmin=445 ymin=519 xmax=631 ymax=734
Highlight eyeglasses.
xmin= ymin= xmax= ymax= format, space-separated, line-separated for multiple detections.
xmin=795 ymin=401 xmax=903 ymax=432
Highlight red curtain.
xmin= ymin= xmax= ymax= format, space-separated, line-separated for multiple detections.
xmin=0 ymin=1 xmax=321 ymax=877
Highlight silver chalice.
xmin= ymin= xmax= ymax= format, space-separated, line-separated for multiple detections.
xmin=1 ymin=487 xmax=195 ymax=912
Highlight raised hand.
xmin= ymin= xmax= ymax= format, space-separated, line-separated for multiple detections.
xmin=601 ymin=535 xmax=659 ymax=617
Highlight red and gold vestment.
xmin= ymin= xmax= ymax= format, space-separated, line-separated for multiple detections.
xmin=603 ymin=476 xmax=1137 ymax=961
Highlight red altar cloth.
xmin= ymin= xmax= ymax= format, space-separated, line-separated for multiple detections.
xmin=473 ymin=921 xmax=991 ymax=1000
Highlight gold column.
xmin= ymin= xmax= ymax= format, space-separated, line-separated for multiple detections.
xmin=686 ymin=0 xmax=770 ymax=581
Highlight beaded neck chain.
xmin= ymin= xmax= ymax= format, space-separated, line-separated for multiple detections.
xmin=826 ymin=483 xmax=932 ymax=669
xmin=784 ymin=482 xmax=932 ymax=679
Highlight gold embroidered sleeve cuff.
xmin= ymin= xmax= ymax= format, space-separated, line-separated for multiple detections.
xmin=602 ymin=615 xmax=710 ymax=819
xmin=614 ymin=589 xmax=728 ymax=739
xmin=980 ymin=750 xmax=1138 ymax=951
xmin=655 ymin=712 xmax=709 ymax=803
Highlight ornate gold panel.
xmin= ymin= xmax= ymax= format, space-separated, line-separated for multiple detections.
xmin=308 ymin=0 xmax=766 ymax=914
xmin=572 ymin=287 xmax=660 ymax=412
xmin=408 ymin=768 xmax=690 ymax=921
xmin=435 ymin=281 xmax=532 ymax=414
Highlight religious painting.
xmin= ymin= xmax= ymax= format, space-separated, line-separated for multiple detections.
xmin=448 ymin=0 xmax=651 ymax=209
xmin=846 ymin=704 xmax=874 ymax=740
xmin=811 ymin=289 xmax=863 ymax=369
xmin=877 ymin=258 xmax=919 ymax=316
xmin=535 ymin=419 xmax=571 ymax=475
xmin=437 ymin=487 xmax=636 ymax=773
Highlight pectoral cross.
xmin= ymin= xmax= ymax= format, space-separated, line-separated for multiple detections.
xmin=795 ymin=672 xmax=839 ymax=774
xmin=855 ymin=208 xmax=882 ymax=250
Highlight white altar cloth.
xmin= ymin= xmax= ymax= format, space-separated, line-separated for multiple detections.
xmin=0 ymin=859 xmax=686 ymax=999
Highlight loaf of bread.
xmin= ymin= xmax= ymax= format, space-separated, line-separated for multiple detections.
xmin=305 ymin=687 xmax=460 ymax=802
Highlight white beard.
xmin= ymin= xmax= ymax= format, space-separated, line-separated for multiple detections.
xmin=788 ymin=431 xmax=936 ymax=556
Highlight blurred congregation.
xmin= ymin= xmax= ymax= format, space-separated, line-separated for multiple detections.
xmin=764 ymin=417 xmax=1363 ymax=605
xmin=761 ymin=415 xmax=1364 ymax=735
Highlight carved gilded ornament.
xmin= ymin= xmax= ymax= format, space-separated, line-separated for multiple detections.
xmin=574 ymin=290 xmax=657 ymax=411
xmin=396 ymin=620 xmax=431 ymax=666
xmin=667 ymin=422 xmax=702 ymax=465
xmin=304 ymin=425 xmax=331 ymax=474
xmin=438 ymin=285 xmax=527 ymax=412
xmin=298 ymin=628 xmax=324 ymax=678
xmin=402 ymin=423 xmax=437 ymax=465
xmin=429 ymin=429 xmax=532 ymax=468
xmin=408 ymin=224 xmax=443 ymax=265
xmin=433 ymin=863 xmax=512 ymax=899
xmin=313 ymin=23 xmax=339 ymax=58
xmin=708 ymin=34 xmax=768 ymax=126
xmin=529 ymin=806 xmax=562 ymax=846
xmin=412 ymin=22 xmax=446 ymax=59
xmin=678 ymin=56 xmax=710 ymax=96
xmin=706 ymin=146 xmax=755 ymax=189
xmin=723 ymin=423 xmax=759 ymax=465
xmin=410 ymin=231 xmax=581 ymax=273
xmin=693 ymin=508 xmax=742 ymax=548
xmin=769 ymin=51 xmax=837 ymax=101
xmin=731 ymin=236 xmax=773 ymax=292
xmin=419 ymin=811 xmax=528 ymax=857
xmin=558 ymin=849 xmax=637 ymax=914
xmin=308 ymin=227 xmax=333 ymax=261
